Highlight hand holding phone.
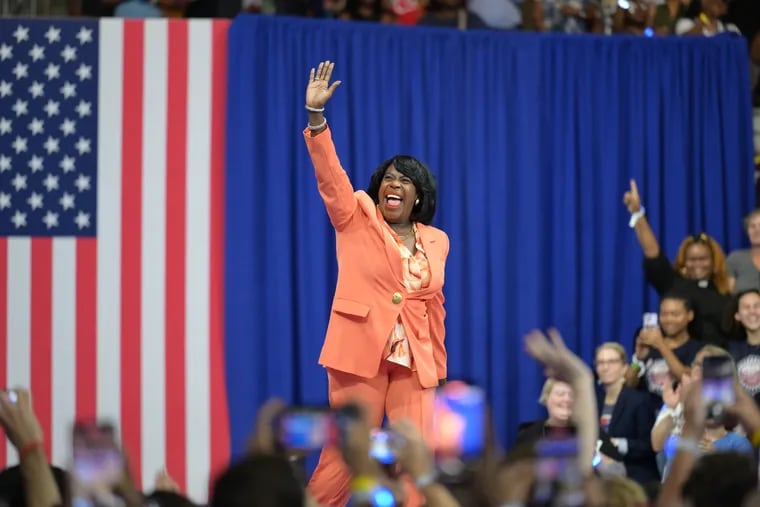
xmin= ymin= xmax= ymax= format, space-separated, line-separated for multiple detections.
xmin=71 ymin=422 xmax=124 ymax=496
xmin=431 ymin=381 xmax=485 ymax=482
xmin=642 ymin=312 xmax=658 ymax=329
xmin=369 ymin=428 xmax=400 ymax=465
xmin=276 ymin=407 xmax=337 ymax=453
xmin=701 ymin=356 xmax=736 ymax=422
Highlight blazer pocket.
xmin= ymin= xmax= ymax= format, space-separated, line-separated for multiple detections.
xmin=332 ymin=298 xmax=371 ymax=319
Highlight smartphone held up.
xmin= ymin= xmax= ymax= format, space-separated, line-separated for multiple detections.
xmin=701 ymin=355 xmax=736 ymax=422
xmin=431 ymin=381 xmax=486 ymax=482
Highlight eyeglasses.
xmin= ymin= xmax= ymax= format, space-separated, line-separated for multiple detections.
xmin=690 ymin=232 xmax=709 ymax=244
xmin=595 ymin=359 xmax=623 ymax=367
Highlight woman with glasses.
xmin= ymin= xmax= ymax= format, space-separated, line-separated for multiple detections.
xmin=595 ymin=342 xmax=660 ymax=485
xmin=623 ymin=179 xmax=732 ymax=345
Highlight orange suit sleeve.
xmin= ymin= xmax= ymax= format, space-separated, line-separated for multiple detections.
xmin=428 ymin=233 xmax=449 ymax=382
xmin=303 ymin=127 xmax=357 ymax=231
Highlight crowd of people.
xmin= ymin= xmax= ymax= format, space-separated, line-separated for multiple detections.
xmin=2 ymin=0 xmax=760 ymax=498
xmin=65 ymin=0 xmax=760 ymax=198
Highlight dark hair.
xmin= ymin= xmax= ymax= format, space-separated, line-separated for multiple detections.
xmin=0 ymin=465 xmax=70 ymax=507
xmin=144 ymin=491 xmax=199 ymax=507
xmin=744 ymin=209 xmax=760 ymax=230
xmin=660 ymin=290 xmax=694 ymax=312
xmin=210 ymin=455 xmax=304 ymax=507
xmin=682 ymin=453 xmax=757 ymax=507
xmin=366 ymin=156 xmax=437 ymax=225
xmin=659 ymin=290 xmax=702 ymax=338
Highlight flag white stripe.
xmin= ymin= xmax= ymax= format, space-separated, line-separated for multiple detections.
xmin=96 ymin=19 xmax=124 ymax=432
xmin=6 ymin=238 xmax=31 ymax=466
xmin=51 ymin=238 xmax=77 ymax=467
xmin=141 ymin=19 xmax=168 ymax=490
xmin=185 ymin=19 xmax=213 ymax=503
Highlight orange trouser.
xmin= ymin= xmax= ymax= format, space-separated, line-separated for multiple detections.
xmin=307 ymin=361 xmax=435 ymax=507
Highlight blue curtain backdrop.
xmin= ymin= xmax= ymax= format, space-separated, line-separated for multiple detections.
xmin=224 ymin=15 xmax=755 ymax=459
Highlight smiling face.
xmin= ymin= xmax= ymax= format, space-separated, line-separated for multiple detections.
xmin=683 ymin=243 xmax=714 ymax=281
xmin=736 ymin=291 xmax=760 ymax=334
xmin=377 ymin=164 xmax=418 ymax=225
xmin=545 ymin=381 xmax=573 ymax=424
xmin=659 ymin=298 xmax=693 ymax=338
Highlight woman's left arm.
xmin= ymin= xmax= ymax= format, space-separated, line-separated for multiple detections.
xmin=428 ymin=233 xmax=450 ymax=384
xmin=427 ymin=290 xmax=447 ymax=384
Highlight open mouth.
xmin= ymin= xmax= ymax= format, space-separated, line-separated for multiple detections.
xmin=385 ymin=194 xmax=403 ymax=210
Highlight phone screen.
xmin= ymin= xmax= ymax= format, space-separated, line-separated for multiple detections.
xmin=369 ymin=429 xmax=398 ymax=465
xmin=701 ymin=356 xmax=736 ymax=420
xmin=432 ymin=381 xmax=485 ymax=481
xmin=642 ymin=312 xmax=658 ymax=329
xmin=72 ymin=422 xmax=124 ymax=493
xmin=531 ymin=437 xmax=584 ymax=507
xmin=277 ymin=408 xmax=337 ymax=452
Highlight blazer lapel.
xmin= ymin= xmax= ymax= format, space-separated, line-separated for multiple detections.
xmin=608 ymin=388 xmax=628 ymax=433
xmin=374 ymin=205 xmax=405 ymax=285
xmin=416 ymin=224 xmax=443 ymax=293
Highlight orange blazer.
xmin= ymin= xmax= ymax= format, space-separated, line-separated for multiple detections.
xmin=304 ymin=127 xmax=449 ymax=389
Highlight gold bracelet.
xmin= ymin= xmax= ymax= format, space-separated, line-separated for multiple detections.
xmin=351 ymin=474 xmax=378 ymax=493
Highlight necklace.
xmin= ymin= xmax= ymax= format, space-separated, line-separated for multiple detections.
xmin=392 ymin=225 xmax=414 ymax=239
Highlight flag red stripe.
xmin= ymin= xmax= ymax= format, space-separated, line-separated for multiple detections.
xmin=209 ymin=19 xmax=230 ymax=481
xmin=76 ymin=238 xmax=97 ymax=422
xmin=165 ymin=20 xmax=188 ymax=493
xmin=120 ymin=20 xmax=144 ymax=487
xmin=30 ymin=238 xmax=52 ymax=460
xmin=0 ymin=238 xmax=6 ymax=466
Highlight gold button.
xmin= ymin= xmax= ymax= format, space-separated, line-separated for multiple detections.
xmin=392 ymin=292 xmax=403 ymax=304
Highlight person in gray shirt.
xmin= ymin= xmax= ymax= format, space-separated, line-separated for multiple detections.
xmin=727 ymin=209 xmax=760 ymax=294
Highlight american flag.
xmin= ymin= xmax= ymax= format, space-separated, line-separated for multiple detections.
xmin=0 ymin=18 xmax=230 ymax=501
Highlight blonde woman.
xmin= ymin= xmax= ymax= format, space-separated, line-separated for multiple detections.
xmin=595 ymin=342 xmax=659 ymax=485
xmin=514 ymin=378 xmax=574 ymax=449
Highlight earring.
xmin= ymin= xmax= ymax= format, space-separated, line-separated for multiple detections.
xmin=415 ymin=199 xmax=420 ymax=205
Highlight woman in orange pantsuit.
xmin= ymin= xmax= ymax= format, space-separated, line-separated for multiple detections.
xmin=303 ymin=61 xmax=449 ymax=506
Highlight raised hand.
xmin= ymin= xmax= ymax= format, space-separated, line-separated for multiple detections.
xmin=524 ymin=328 xmax=592 ymax=384
xmin=306 ymin=61 xmax=342 ymax=110
xmin=0 ymin=389 xmax=43 ymax=450
xmin=623 ymin=178 xmax=642 ymax=213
